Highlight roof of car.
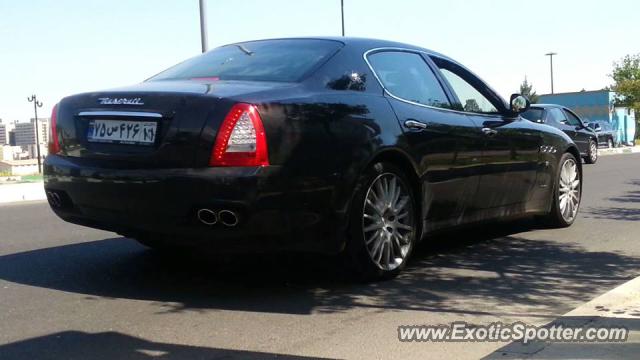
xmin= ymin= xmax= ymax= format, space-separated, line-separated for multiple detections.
xmin=222 ymin=37 xmax=506 ymax=107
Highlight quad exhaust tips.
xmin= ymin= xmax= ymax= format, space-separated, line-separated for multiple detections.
xmin=197 ymin=209 xmax=218 ymax=225
xmin=197 ymin=209 xmax=239 ymax=227
xmin=218 ymin=210 xmax=239 ymax=227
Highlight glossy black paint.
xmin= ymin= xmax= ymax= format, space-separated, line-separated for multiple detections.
xmin=44 ymin=37 xmax=579 ymax=254
xmin=522 ymin=104 xmax=598 ymax=157
xmin=587 ymin=121 xmax=617 ymax=147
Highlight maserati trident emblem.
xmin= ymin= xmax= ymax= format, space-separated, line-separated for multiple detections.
xmin=97 ymin=97 xmax=144 ymax=105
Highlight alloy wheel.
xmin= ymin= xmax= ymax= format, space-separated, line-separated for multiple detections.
xmin=362 ymin=173 xmax=415 ymax=271
xmin=558 ymin=158 xmax=581 ymax=223
xmin=590 ymin=141 xmax=598 ymax=162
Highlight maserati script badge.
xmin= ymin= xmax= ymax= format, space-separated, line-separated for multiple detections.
xmin=97 ymin=97 xmax=144 ymax=105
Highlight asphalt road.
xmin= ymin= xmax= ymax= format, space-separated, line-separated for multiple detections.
xmin=1 ymin=154 xmax=640 ymax=359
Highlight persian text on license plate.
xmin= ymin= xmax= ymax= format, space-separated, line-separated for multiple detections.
xmin=87 ymin=119 xmax=157 ymax=145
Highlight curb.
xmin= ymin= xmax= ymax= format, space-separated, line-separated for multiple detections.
xmin=0 ymin=181 xmax=46 ymax=204
xmin=599 ymin=146 xmax=640 ymax=156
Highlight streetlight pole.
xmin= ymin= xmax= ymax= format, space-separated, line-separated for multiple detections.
xmin=27 ymin=94 xmax=43 ymax=173
xmin=545 ymin=52 xmax=557 ymax=94
xmin=341 ymin=0 xmax=345 ymax=36
xmin=199 ymin=0 xmax=208 ymax=53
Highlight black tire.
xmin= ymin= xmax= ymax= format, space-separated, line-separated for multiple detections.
xmin=344 ymin=162 xmax=418 ymax=281
xmin=544 ymin=152 xmax=582 ymax=228
xmin=584 ymin=139 xmax=598 ymax=164
xmin=607 ymin=138 xmax=614 ymax=149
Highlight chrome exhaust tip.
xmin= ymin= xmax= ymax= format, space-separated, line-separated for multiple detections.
xmin=47 ymin=191 xmax=62 ymax=208
xmin=219 ymin=210 xmax=239 ymax=227
xmin=197 ymin=209 xmax=218 ymax=225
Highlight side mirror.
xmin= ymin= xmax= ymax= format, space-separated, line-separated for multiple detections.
xmin=510 ymin=94 xmax=530 ymax=114
xmin=595 ymin=124 xmax=602 ymax=132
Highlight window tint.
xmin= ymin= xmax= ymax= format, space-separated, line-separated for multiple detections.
xmin=563 ymin=110 xmax=582 ymax=126
xmin=367 ymin=52 xmax=451 ymax=108
xmin=439 ymin=68 xmax=498 ymax=114
xmin=547 ymin=108 xmax=568 ymax=124
xmin=149 ymin=39 xmax=342 ymax=82
xmin=521 ymin=108 xmax=545 ymax=122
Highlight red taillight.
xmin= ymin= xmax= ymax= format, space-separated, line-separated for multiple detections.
xmin=48 ymin=103 xmax=60 ymax=154
xmin=209 ymin=103 xmax=269 ymax=167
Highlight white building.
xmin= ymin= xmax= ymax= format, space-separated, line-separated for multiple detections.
xmin=0 ymin=159 xmax=40 ymax=176
xmin=0 ymin=123 xmax=6 ymax=145
xmin=0 ymin=119 xmax=13 ymax=145
xmin=1 ymin=145 xmax=25 ymax=161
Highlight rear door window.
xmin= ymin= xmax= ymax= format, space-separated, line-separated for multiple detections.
xmin=563 ymin=110 xmax=583 ymax=126
xmin=438 ymin=68 xmax=498 ymax=114
xmin=367 ymin=51 xmax=451 ymax=108
xmin=547 ymin=108 xmax=568 ymax=125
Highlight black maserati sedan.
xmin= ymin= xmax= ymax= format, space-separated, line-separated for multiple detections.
xmin=44 ymin=37 xmax=583 ymax=279
xmin=521 ymin=104 xmax=599 ymax=164
xmin=587 ymin=121 xmax=618 ymax=148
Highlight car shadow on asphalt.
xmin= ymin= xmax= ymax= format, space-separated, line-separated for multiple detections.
xmin=1 ymin=219 xmax=640 ymax=317
xmin=0 ymin=331 xmax=323 ymax=360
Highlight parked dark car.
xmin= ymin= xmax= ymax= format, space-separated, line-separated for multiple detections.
xmin=521 ymin=104 xmax=599 ymax=164
xmin=44 ymin=37 xmax=583 ymax=279
xmin=587 ymin=121 xmax=617 ymax=148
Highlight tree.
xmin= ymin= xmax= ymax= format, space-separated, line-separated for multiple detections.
xmin=464 ymin=99 xmax=480 ymax=112
xmin=611 ymin=54 xmax=640 ymax=114
xmin=519 ymin=77 xmax=539 ymax=104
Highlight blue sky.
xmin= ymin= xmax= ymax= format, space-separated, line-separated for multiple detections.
xmin=1 ymin=0 xmax=638 ymax=121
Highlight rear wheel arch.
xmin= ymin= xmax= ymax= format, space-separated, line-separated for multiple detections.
xmin=565 ymin=145 xmax=582 ymax=170
xmin=365 ymin=149 xmax=421 ymax=207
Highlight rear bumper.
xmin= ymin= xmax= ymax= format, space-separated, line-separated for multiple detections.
xmin=43 ymin=155 xmax=346 ymax=254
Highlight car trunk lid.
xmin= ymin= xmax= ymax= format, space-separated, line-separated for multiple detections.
xmin=54 ymin=80 xmax=293 ymax=168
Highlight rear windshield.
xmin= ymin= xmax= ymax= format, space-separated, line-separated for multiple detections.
xmin=149 ymin=39 xmax=342 ymax=83
xmin=521 ymin=108 xmax=545 ymax=122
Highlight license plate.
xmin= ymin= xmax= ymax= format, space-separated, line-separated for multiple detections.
xmin=87 ymin=119 xmax=157 ymax=145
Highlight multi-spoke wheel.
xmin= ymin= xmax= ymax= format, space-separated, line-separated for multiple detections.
xmin=558 ymin=158 xmax=581 ymax=223
xmin=346 ymin=162 xmax=417 ymax=280
xmin=362 ymin=173 xmax=415 ymax=271
xmin=585 ymin=139 xmax=598 ymax=164
xmin=545 ymin=153 xmax=582 ymax=227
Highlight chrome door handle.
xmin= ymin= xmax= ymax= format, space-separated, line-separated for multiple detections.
xmin=404 ymin=120 xmax=428 ymax=130
xmin=482 ymin=127 xmax=498 ymax=137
